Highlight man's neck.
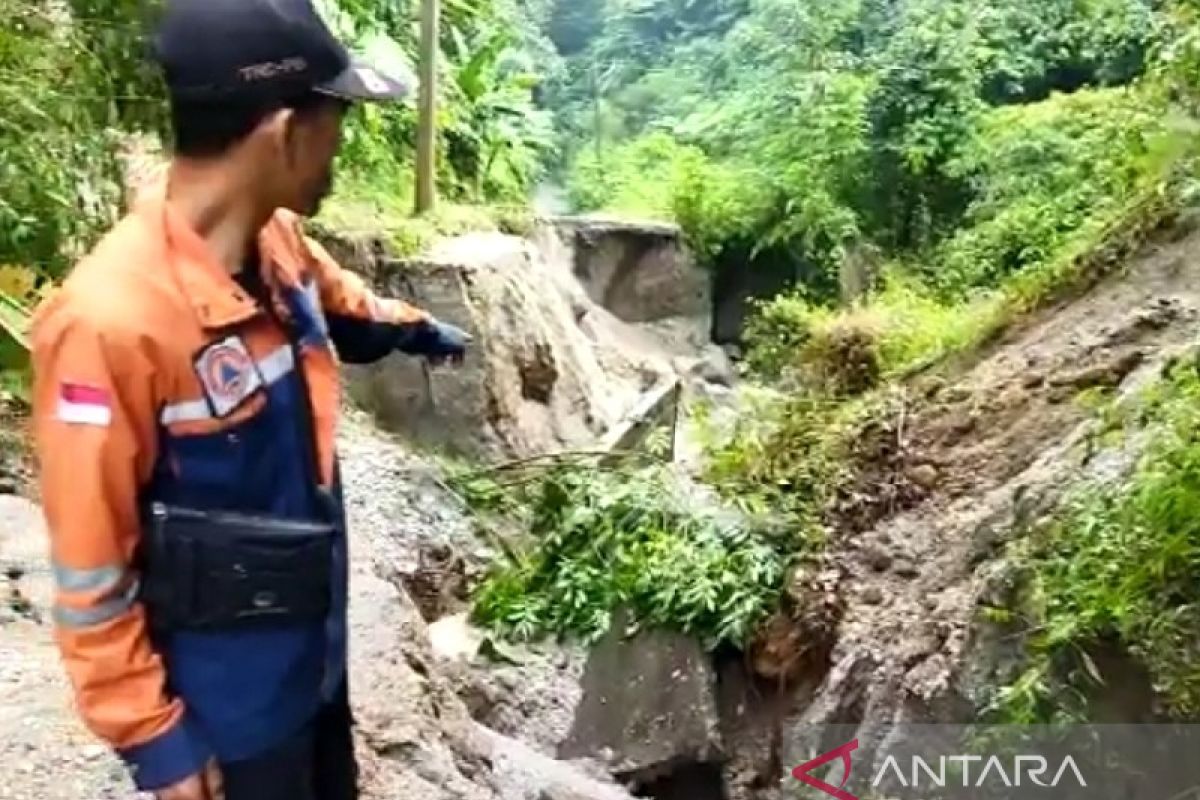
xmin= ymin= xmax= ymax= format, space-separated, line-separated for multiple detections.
xmin=165 ymin=157 xmax=272 ymax=275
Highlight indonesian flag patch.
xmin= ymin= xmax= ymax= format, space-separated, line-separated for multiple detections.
xmin=57 ymin=382 xmax=113 ymax=426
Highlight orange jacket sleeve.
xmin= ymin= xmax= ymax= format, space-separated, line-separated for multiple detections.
xmin=31 ymin=298 xmax=211 ymax=790
xmin=300 ymin=230 xmax=431 ymax=327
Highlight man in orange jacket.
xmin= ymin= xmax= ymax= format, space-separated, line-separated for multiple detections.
xmin=30 ymin=1 xmax=468 ymax=799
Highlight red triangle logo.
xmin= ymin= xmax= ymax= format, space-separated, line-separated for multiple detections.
xmin=791 ymin=739 xmax=859 ymax=800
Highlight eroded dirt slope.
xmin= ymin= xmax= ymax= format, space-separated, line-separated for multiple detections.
xmin=746 ymin=222 xmax=1200 ymax=791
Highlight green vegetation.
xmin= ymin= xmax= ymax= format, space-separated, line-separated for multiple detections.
xmin=990 ymin=360 xmax=1200 ymax=722
xmin=314 ymin=190 xmax=534 ymax=257
xmin=743 ymin=125 xmax=1199 ymax=388
xmin=458 ymin=457 xmax=798 ymax=648
xmin=452 ymin=0 xmax=1200 ymax=656
xmin=8 ymin=0 xmax=1200 ymax=701
xmin=547 ymin=0 xmax=1197 ymax=362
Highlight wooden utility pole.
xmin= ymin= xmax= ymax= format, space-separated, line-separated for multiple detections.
xmin=415 ymin=0 xmax=439 ymax=215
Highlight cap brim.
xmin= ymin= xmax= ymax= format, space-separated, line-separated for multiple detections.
xmin=315 ymin=57 xmax=411 ymax=103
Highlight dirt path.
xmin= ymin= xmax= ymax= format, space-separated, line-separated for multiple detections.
xmin=0 ymin=413 xmax=486 ymax=799
xmin=0 ymin=496 xmax=134 ymax=800
xmin=0 ymin=414 xmax=473 ymax=800
xmin=0 ymin=408 xmax=602 ymax=800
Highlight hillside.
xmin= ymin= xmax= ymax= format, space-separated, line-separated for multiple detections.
xmin=5 ymin=1 xmax=1200 ymax=799
xmin=0 ymin=200 xmax=1198 ymax=798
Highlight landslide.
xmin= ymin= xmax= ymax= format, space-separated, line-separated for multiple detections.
xmin=739 ymin=210 xmax=1200 ymax=788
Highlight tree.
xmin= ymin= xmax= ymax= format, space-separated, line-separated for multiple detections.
xmin=416 ymin=0 xmax=440 ymax=213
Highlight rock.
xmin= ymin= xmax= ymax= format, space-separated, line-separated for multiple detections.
xmin=541 ymin=216 xmax=709 ymax=324
xmin=943 ymin=411 xmax=979 ymax=444
xmin=864 ymin=546 xmax=893 ymax=572
xmin=1053 ymin=350 xmax=1146 ymax=392
xmin=475 ymin=724 xmax=637 ymax=800
xmin=599 ymin=379 xmax=682 ymax=459
xmin=559 ymin=608 xmax=722 ymax=782
xmin=328 ymin=229 xmax=678 ymax=462
xmin=906 ymin=464 xmax=939 ymax=490
xmin=428 ymin=613 xmax=485 ymax=662
xmin=447 ymin=642 xmax=588 ymax=756
xmin=861 ymin=585 xmax=884 ymax=605
xmin=338 ymin=418 xmax=611 ymax=800
xmin=716 ymin=656 xmax=789 ymax=800
xmin=80 ymin=744 xmax=107 ymax=760
xmin=0 ymin=478 xmax=16 ymax=496
xmin=749 ymin=611 xmax=808 ymax=682
xmin=395 ymin=542 xmax=471 ymax=623
xmin=893 ymin=560 xmax=919 ymax=579
xmin=691 ymin=345 xmax=736 ymax=388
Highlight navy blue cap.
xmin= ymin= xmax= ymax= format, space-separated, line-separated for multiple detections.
xmin=152 ymin=0 xmax=410 ymax=103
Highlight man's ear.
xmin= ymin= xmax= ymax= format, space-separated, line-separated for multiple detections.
xmin=259 ymin=107 xmax=300 ymax=164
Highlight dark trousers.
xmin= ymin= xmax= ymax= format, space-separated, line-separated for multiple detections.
xmin=221 ymin=683 xmax=358 ymax=800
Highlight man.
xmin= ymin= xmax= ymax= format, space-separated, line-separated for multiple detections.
xmin=29 ymin=1 xmax=468 ymax=798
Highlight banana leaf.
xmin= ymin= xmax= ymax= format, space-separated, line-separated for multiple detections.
xmin=0 ymin=292 xmax=32 ymax=403
xmin=0 ymin=291 xmax=31 ymax=358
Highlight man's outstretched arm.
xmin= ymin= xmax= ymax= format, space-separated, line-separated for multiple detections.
xmin=31 ymin=300 xmax=212 ymax=793
xmin=286 ymin=216 xmax=469 ymax=365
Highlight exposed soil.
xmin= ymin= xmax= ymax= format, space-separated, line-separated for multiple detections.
xmin=4 ymin=206 xmax=1200 ymax=799
xmin=750 ymin=218 xmax=1200 ymax=783
xmin=832 ymin=294 xmax=1191 ymax=539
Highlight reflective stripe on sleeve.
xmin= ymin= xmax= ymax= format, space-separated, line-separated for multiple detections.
xmin=52 ymin=562 xmax=124 ymax=594
xmin=53 ymin=578 xmax=140 ymax=629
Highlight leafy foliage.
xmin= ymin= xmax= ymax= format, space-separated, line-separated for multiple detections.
xmin=461 ymin=460 xmax=799 ymax=648
xmin=928 ymin=86 xmax=1173 ymax=295
xmin=0 ymin=0 xmax=140 ymax=277
xmin=546 ymin=0 xmax=1175 ymax=309
xmin=991 ymin=361 xmax=1200 ymax=722
xmin=0 ymin=0 xmax=553 ymax=282
xmin=0 ymin=0 xmax=557 ymax=393
xmin=739 ymin=81 xmax=1198 ymax=385
xmin=744 ymin=273 xmax=1003 ymax=385
xmin=443 ymin=27 xmax=556 ymax=201
xmin=697 ymin=387 xmax=863 ymax=527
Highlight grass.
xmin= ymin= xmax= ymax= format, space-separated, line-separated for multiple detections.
xmin=988 ymin=359 xmax=1200 ymax=723
xmin=316 ymin=174 xmax=538 ymax=258
xmin=744 ymin=138 xmax=1200 ymax=393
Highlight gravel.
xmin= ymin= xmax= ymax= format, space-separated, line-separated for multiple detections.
xmin=337 ymin=409 xmax=590 ymax=758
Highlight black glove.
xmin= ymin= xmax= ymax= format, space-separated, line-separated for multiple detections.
xmin=397 ymin=317 xmax=471 ymax=365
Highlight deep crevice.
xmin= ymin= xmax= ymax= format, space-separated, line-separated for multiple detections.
xmin=632 ymin=761 xmax=729 ymax=800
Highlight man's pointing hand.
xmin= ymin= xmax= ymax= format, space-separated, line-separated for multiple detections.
xmin=426 ymin=319 xmax=471 ymax=367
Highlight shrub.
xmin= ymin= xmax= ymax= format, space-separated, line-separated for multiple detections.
xmin=744 ymin=272 xmax=1005 ymax=387
xmin=928 ymin=86 xmax=1170 ymax=295
xmin=992 ymin=362 xmax=1200 ymax=721
xmin=465 ymin=461 xmax=798 ymax=648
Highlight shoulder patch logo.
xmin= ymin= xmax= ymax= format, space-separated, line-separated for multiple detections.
xmin=194 ymin=336 xmax=264 ymax=418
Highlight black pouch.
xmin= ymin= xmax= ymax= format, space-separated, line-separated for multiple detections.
xmin=139 ymin=503 xmax=334 ymax=631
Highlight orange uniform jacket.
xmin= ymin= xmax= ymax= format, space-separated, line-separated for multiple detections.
xmin=31 ymin=188 xmax=433 ymax=790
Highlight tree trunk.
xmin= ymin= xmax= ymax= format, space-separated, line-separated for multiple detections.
xmin=415 ymin=0 xmax=440 ymax=215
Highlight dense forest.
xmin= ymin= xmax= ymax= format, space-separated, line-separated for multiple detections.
xmin=4 ymin=0 xmax=1200 ymax=373
xmin=6 ymin=0 xmax=1200 ymax=729
xmin=544 ymin=0 xmax=1200 ymax=356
